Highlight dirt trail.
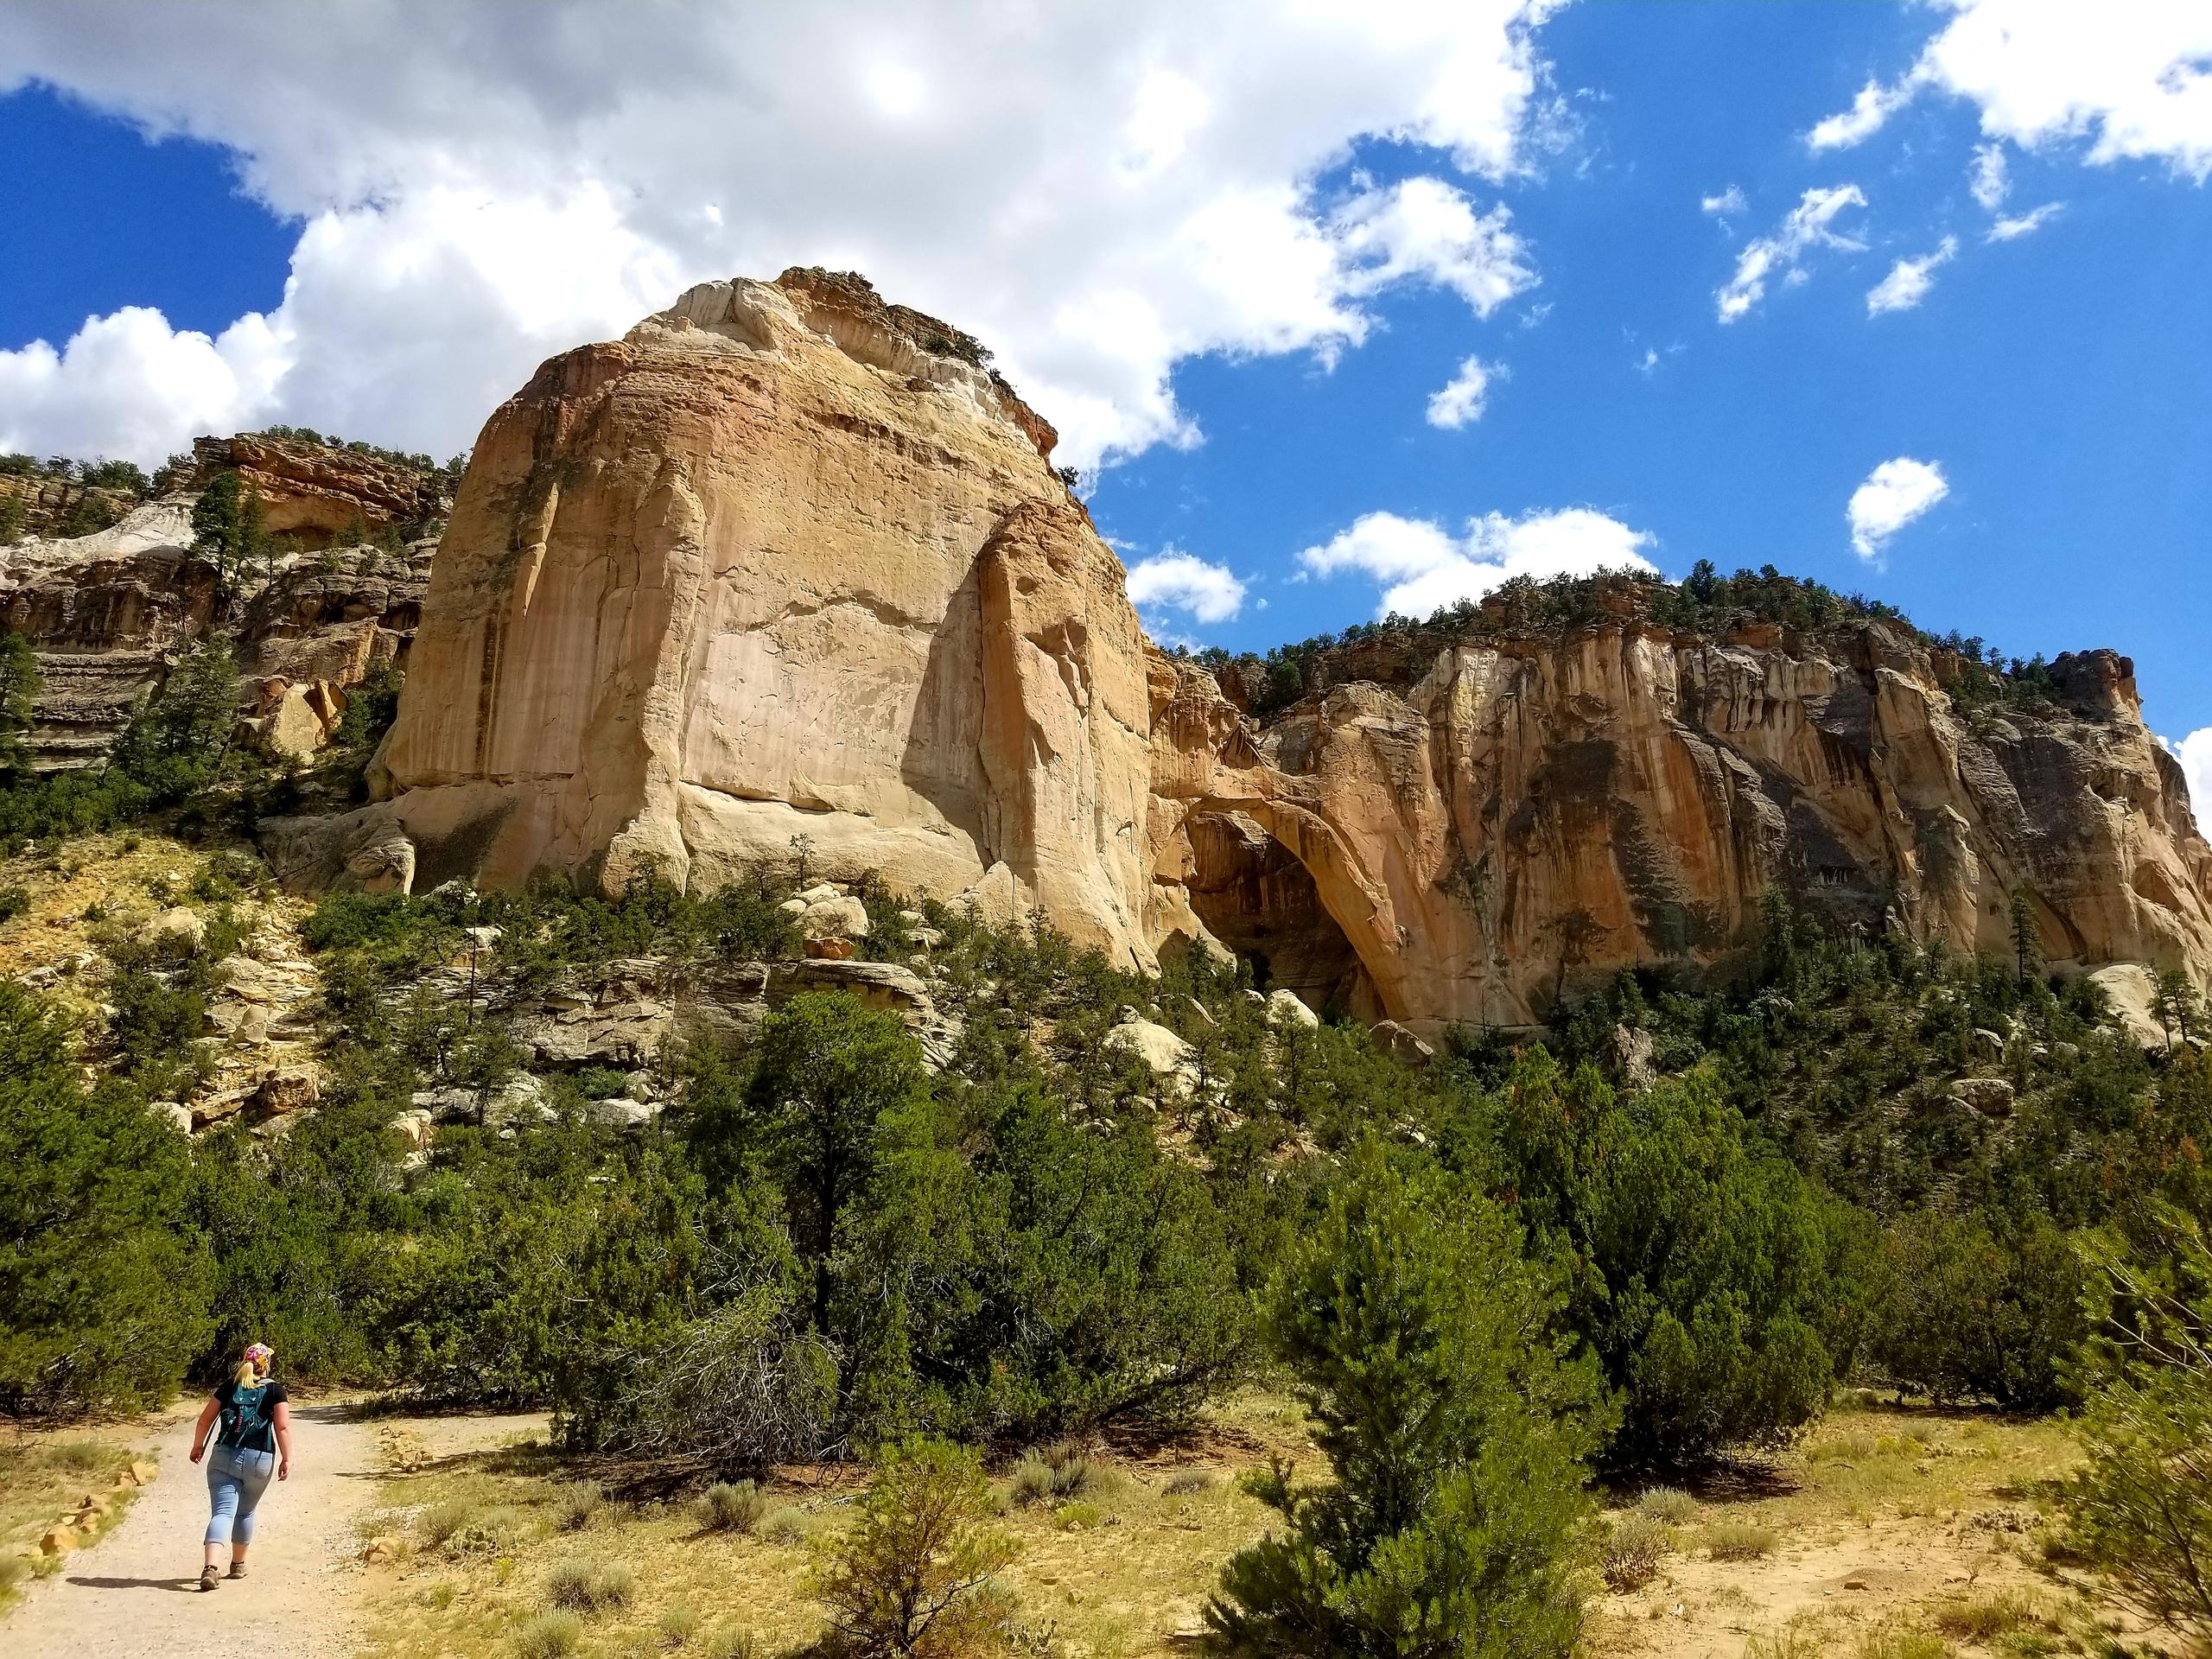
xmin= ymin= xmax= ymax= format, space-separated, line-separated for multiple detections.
xmin=9 ymin=1402 xmax=376 ymax=1659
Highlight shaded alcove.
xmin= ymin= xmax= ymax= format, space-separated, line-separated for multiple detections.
xmin=1183 ymin=808 xmax=1379 ymax=1020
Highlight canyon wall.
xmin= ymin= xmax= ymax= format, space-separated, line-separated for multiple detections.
xmin=251 ymin=271 xmax=2212 ymax=1027
xmin=1147 ymin=621 xmax=2212 ymax=1028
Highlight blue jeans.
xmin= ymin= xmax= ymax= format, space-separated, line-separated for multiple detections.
xmin=204 ymin=1445 xmax=276 ymax=1548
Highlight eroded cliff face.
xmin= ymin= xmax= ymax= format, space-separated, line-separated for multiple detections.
xmin=275 ymin=270 xmax=2212 ymax=1027
xmin=364 ymin=269 xmax=1156 ymax=966
xmin=1147 ymin=619 xmax=2212 ymax=1028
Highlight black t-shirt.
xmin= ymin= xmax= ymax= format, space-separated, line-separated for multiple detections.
xmin=213 ymin=1378 xmax=288 ymax=1453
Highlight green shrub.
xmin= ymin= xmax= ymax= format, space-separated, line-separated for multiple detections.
xmin=0 ymin=984 xmax=213 ymax=1414
xmin=1467 ymin=1052 xmax=1870 ymax=1468
xmin=697 ymin=1479 xmax=767 ymax=1534
xmin=1163 ymin=1469 xmax=1215 ymax=1497
xmin=2066 ymin=1214 xmax=2212 ymax=1643
xmin=1872 ymin=1208 xmax=2084 ymax=1409
xmin=1205 ymin=1141 xmax=1599 ymax=1658
xmin=806 ymin=1437 xmax=1018 ymax=1659
xmin=0 ymin=886 xmax=29 ymax=923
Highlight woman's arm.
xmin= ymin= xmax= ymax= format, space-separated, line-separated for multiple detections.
xmin=189 ymin=1396 xmax=219 ymax=1463
xmin=273 ymin=1400 xmax=292 ymax=1480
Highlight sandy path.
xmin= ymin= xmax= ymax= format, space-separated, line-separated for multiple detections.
xmin=9 ymin=1402 xmax=377 ymax=1659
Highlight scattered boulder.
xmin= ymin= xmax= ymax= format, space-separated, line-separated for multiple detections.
xmin=149 ymin=1100 xmax=192 ymax=1135
xmin=1611 ymin=1024 xmax=1656 ymax=1090
xmin=2085 ymin=962 xmax=2171 ymax=1051
xmin=1949 ymin=1077 xmax=2016 ymax=1116
xmin=1371 ymin=1020 xmax=1436 ymax=1067
xmin=798 ymin=892 xmax=871 ymax=945
xmin=390 ymin=1109 xmax=435 ymax=1151
xmin=1266 ymin=989 xmax=1319 ymax=1030
xmin=1104 ymin=1013 xmax=1200 ymax=1096
xmin=247 ymin=1062 xmax=323 ymax=1119
xmin=1971 ymin=1027 xmax=2006 ymax=1060
xmin=588 ymin=1097 xmax=663 ymax=1131
xmin=147 ymin=907 xmax=206 ymax=950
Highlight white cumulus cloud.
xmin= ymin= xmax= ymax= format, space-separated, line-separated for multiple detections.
xmin=1847 ymin=457 xmax=1950 ymax=562
xmin=0 ymin=0 xmax=1560 ymax=468
xmin=1425 ymin=355 xmax=1500 ymax=429
xmin=1700 ymin=184 xmax=1747 ymax=217
xmin=1866 ymin=236 xmax=1960 ymax=315
xmin=1299 ymin=506 xmax=1656 ymax=620
xmin=1124 ymin=550 xmax=1247 ymax=626
xmin=1716 ymin=184 xmax=1867 ymax=321
xmin=1804 ymin=1 xmax=2212 ymax=179
xmin=2162 ymin=729 xmax=2212 ymax=827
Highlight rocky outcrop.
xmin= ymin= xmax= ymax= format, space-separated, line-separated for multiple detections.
xmin=346 ymin=269 xmax=1154 ymax=964
xmin=0 ymin=502 xmax=219 ymax=766
xmin=0 ymin=498 xmax=429 ymax=767
xmin=190 ymin=434 xmax=443 ymax=543
xmin=1147 ymin=616 xmax=2212 ymax=1029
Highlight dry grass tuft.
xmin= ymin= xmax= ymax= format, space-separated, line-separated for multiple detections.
xmin=700 ymin=1630 xmax=760 ymax=1659
xmin=1705 ymin=1519 xmax=1777 ymax=1560
xmin=1859 ymin=1630 xmax=1947 ymax=1659
xmin=1634 ymin=1485 xmax=1698 ymax=1526
xmin=554 ymin=1482 xmax=605 ymax=1532
xmin=760 ymin=1505 xmax=810 ymax=1546
xmin=543 ymin=1558 xmax=635 ymax=1613
xmin=508 ymin=1610 xmax=582 ymax=1658
xmin=696 ymin=1480 xmax=768 ymax=1535
xmin=1602 ymin=1512 xmax=1669 ymax=1592
xmin=1931 ymin=1592 xmax=2035 ymax=1641
xmin=655 ymin=1603 xmax=701 ymax=1647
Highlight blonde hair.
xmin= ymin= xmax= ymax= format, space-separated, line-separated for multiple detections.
xmin=235 ymin=1346 xmax=271 ymax=1387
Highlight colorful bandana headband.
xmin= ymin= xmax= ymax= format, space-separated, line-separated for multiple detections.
xmin=244 ymin=1343 xmax=275 ymax=1372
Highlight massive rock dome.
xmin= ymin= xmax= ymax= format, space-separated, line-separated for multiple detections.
xmin=265 ymin=270 xmax=2212 ymax=1029
xmin=340 ymin=269 xmax=1160 ymax=967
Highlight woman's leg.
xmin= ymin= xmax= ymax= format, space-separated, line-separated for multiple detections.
xmin=203 ymin=1450 xmax=242 ymax=1580
xmin=225 ymin=1450 xmax=276 ymax=1565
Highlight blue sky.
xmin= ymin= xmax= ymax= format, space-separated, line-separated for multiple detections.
xmin=1 ymin=1 xmax=2207 ymax=776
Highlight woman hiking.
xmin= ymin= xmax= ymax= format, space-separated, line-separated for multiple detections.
xmin=188 ymin=1342 xmax=291 ymax=1591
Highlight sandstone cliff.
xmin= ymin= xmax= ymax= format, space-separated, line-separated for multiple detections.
xmin=264 ymin=273 xmax=2212 ymax=1028
xmin=353 ymin=269 xmax=1156 ymax=965
xmin=190 ymin=433 xmax=445 ymax=544
xmin=1147 ymin=612 xmax=2212 ymax=1028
